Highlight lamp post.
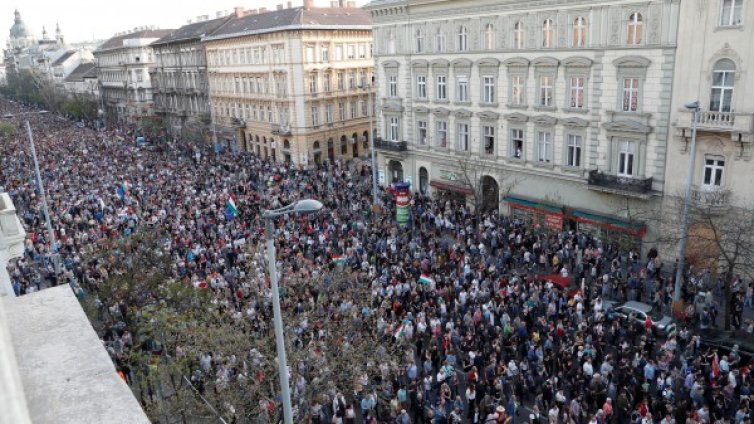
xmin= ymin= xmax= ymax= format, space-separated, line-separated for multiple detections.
xmin=360 ymin=82 xmax=379 ymax=207
xmin=673 ymin=101 xmax=700 ymax=314
xmin=263 ymin=199 xmax=323 ymax=424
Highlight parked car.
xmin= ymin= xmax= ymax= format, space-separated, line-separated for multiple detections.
xmin=611 ymin=301 xmax=676 ymax=337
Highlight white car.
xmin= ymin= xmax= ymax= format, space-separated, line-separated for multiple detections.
xmin=610 ymin=301 xmax=676 ymax=337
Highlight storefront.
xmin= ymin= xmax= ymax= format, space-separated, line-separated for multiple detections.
xmin=429 ymin=180 xmax=473 ymax=204
xmin=504 ymin=196 xmax=564 ymax=231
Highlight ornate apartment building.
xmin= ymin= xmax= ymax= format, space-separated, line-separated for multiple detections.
xmin=202 ymin=2 xmax=374 ymax=165
xmin=666 ymin=0 xmax=754 ymax=209
xmin=94 ymin=28 xmax=173 ymax=124
xmin=150 ymin=16 xmax=229 ymax=139
xmin=367 ymin=0 xmax=680 ymax=249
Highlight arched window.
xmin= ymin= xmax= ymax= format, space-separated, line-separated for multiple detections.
xmin=710 ymin=59 xmax=736 ymax=113
xmin=340 ymin=135 xmax=348 ymax=154
xmin=436 ymin=28 xmax=446 ymax=52
xmin=573 ymin=17 xmax=587 ymax=47
xmin=514 ymin=21 xmax=524 ymax=49
xmin=458 ymin=26 xmax=468 ymax=51
xmin=484 ymin=23 xmax=495 ymax=50
xmin=542 ymin=19 xmax=554 ymax=48
xmin=627 ymin=13 xmax=643 ymax=46
xmin=416 ymin=29 xmax=425 ymax=53
xmin=283 ymin=139 xmax=290 ymax=149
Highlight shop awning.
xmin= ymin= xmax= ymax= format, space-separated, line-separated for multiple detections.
xmin=503 ymin=196 xmax=563 ymax=214
xmin=430 ymin=180 xmax=474 ymax=195
xmin=572 ymin=209 xmax=646 ymax=236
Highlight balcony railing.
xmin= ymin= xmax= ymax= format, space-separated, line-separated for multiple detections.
xmin=374 ymin=138 xmax=408 ymax=152
xmin=271 ymin=124 xmax=292 ymax=136
xmin=676 ymin=110 xmax=754 ymax=137
xmin=699 ymin=111 xmax=735 ymax=128
xmin=588 ymin=170 xmax=653 ymax=196
xmin=691 ymin=187 xmax=730 ymax=210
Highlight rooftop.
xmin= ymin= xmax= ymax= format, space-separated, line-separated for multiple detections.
xmin=50 ymin=50 xmax=76 ymax=66
xmin=96 ymin=29 xmax=174 ymax=52
xmin=151 ymin=16 xmax=230 ymax=46
xmin=63 ymin=62 xmax=96 ymax=82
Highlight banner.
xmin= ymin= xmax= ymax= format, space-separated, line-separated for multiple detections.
xmin=394 ymin=182 xmax=411 ymax=227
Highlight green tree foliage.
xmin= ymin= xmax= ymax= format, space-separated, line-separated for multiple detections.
xmin=0 ymin=122 xmax=17 ymax=139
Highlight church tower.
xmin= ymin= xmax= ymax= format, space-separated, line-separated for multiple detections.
xmin=8 ymin=9 xmax=35 ymax=50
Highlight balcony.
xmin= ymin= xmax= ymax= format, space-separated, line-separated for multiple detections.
xmin=231 ymin=118 xmax=246 ymax=129
xmin=587 ymin=170 xmax=655 ymax=199
xmin=271 ymin=124 xmax=292 ymax=136
xmin=374 ymin=138 xmax=408 ymax=153
xmin=691 ymin=187 xmax=730 ymax=213
xmin=676 ymin=110 xmax=754 ymax=142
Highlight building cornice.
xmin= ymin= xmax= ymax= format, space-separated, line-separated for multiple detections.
xmin=201 ymin=24 xmax=372 ymax=43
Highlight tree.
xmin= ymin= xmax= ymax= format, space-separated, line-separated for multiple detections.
xmin=0 ymin=122 xmax=16 ymax=139
xmin=81 ymin=234 xmax=406 ymax=422
xmin=183 ymin=113 xmax=213 ymax=146
xmin=457 ymin=155 xmax=518 ymax=213
xmin=661 ymin=190 xmax=754 ymax=330
xmin=61 ymin=93 xmax=98 ymax=121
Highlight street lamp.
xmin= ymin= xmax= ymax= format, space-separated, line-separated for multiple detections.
xmin=263 ymin=199 xmax=323 ymax=424
xmin=673 ymin=101 xmax=700 ymax=313
xmin=359 ymin=82 xmax=379 ymax=206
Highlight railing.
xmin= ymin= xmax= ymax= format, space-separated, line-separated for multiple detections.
xmin=374 ymin=138 xmax=408 ymax=152
xmin=271 ymin=124 xmax=292 ymax=136
xmin=691 ymin=187 xmax=729 ymax=208
xmin=588 ymin=170 xmax=653 ymax=194
xmin=699 ymin=111 xmax=735 ymax=128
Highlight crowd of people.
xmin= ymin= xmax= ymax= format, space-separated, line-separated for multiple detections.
xmin=2 ymin=98 xmax=754 ymax=424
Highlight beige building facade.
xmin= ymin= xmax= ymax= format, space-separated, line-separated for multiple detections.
xmin=367 ymin=0 xmax=680 ymax=250
xmin=202 ymin=3 xmax=374 ymax=165
xmin=666 ymin=0 xmax=754 ymax=208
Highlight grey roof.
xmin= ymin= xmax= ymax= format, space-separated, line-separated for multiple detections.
xmin=364 ymin=0 xmax=405 ymax=8
xmin=151 ymin=17 xmax=230 ymax=46
xmin=64 ymin=62 xmax=96 ymax=82
xmin=96 ymin=29 xmax=174 ymax=52
xmin=205 ymin=6 xmax=371 ymax=40
xmin=51 ymin=50 xmax=76 ymax=66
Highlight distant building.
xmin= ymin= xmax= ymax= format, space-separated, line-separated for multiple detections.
xmin=4 ymin=10 xmax=68 ymax=76
xmin=94 ymin=27 xmax=174 ymax=124
xmin=63 ymin=62 xmax=98 ymax=96
xmin=150 ymin=16 xmax=230 ymax=140
xmin=202 ymin=1 xmax=374 ymax=165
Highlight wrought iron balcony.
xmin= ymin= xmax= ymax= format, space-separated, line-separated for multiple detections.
xmin=587 ymin=170 xmax=654 ymax=198
xmin=271 ymin=124 xmax=292 ymax=136
xmin=373 ymin=138 xmax=408 ymax=152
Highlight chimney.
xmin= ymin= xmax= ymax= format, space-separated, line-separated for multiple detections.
xmin=339 ymin=0 xmax=345 ymax=7
xmin=303 ymin=0 xmax=313 ymax=10
xmin=331 ymin=1 xmax=339 ymax=7
xmin=248 ymin=8 xmax=258 ymax=14
xmin=216 ymin=11 xmax=223 ymax=17
xmin=234 ymin=6 xmax=245 ymax=18
xmin=277 ymin=4 xmax=284 ymax=10
xmin=287 ymin=1 xmax=292 ymax=8
xmin=259 ymin=7 xmax=268 ymax=13
xmin=346 ymin=1 xmax=356 ymax=7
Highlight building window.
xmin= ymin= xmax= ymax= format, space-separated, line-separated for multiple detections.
xmin=325 ymin=104 xmax=333 ymax=123
xmin=347 ymin=45 xmax=355 ymax=59
xmin=417 ymin=120 xmax=428 ymax=145
xmin=361 ymin=100 xmax=367 ymax=117
xmin=321 ymin=46 xmax=329 ymax=62
xmin=511 ymin=128 xmax=524 ymax=159
xmin=436 ymin=75 xmax=447 ymax=100
xmin=569 ymin=77 xmax=585 ymax=108
xmin=703 ymin=157 xmax=725 ymax=187
xmin=436 ymin=28 xmax=446 ymax=52
xmin=537 ymin=131 xmax=552 ymax=163
xmin=337 ymin=72 xmax=345 ymax=90
xmin=514 ymin=21 xmax=525 ymax=49
xmin=627 ymin=13 xmax=643 ymax=46
xmin=622 ymin=78 xmax=640 ymax=112
xmin=539 ymin=76 xmax=553 ymax=107
xmin=339 ymin=102 xmax=346 ymax=120
xmin=456 ymin=75 xmax=469 ymax=102
xmin=336 ymin=44 xmax=344 ymax=60
xmin=351 ymin=102 xmax=357 ymax=119
xmin=309 ymin=74 xmax=318 ymax=93
xmin=511 ymin=75 xmax=525 ymax=105
xmin=484 ymin=23 xmax=495 ymax=50
xmin=388 ymin=75 xmax=398 ymax=97
xmin=341 ymin=138 xmax=348 ymax=154
xmin=388 ymin=117 xmax=400 ymax=141
xmin=311 ymin=106 xmax=319 ymax=126
xmin=458 ymin=26 xmax=468 ymax=51
xmin=483 ymin=125 xmax=495 ymax=155
xmin=306 ymin=46 xmax=315 ymax=62
xmin=710 ymin=59 xmax=735 ymax=112
xmin=417 ymin=75 xmax=427 ymax=98
xmin=542 ymin=19 xmax=554 ymax=48
xmin=436 ymin=121 xmax=448 ymax=147
xmin=324 ymin=74 xmax=332 ymax=92
xmin=482 ymin=76 xmax=495 ymax=103
xmin=566 ymin=134 xmax=582 ymax=167
xmin=457 ymin=123 xmax=470 ymax=151
xmin=359 ymin=71 xmax=366 ymax=87
xmin=416 ymin=29 xmax=425 ymax=53
xmin=348 ymin=71 xmax=356 ymax=89
xmin=721 ymin=0 xmax=743 ymax=26
xmin=573 ymin=17 xmax=587 ymax=47
xmin=618 ymin=140 xmax=636 ymax=176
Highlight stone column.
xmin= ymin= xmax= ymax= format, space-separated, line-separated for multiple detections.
xmin=0 ymin=193 xmax=27 ymax=298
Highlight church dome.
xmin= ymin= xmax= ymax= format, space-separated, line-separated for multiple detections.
xmin=10 ymin=9 xmax=32 ymax=39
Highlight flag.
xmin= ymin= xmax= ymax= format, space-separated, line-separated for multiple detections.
xmin=116 ymin=183 xmax=127 ymax=201
xmin=331 ymin=254 xmax=347 ymax=265
xmin=419 ymin=273 xmax=434 ymax=286
xmin=393 ymin=323 xmax=405 ymax=340
xmin=712 ymin=353 xmax=720 ymax=378
xmin=225 ymin=196 xmax=239 ymax=219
